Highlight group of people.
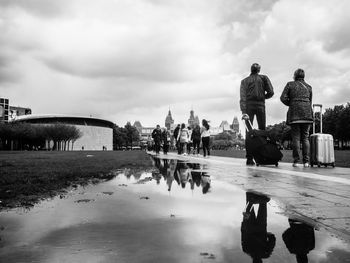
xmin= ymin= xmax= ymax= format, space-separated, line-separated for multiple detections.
xmin=151 ymin=119 xmax=211 ymax=157
xmin=240 ymin=63 xmax=313 ymax=167
xmin=151 ymin=62 xmax=313 ymax=167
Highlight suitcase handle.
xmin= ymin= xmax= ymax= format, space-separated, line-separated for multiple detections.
xmin=242 ymin=116 xmax=253 ymax=132
xmin=313 ymin=104 xmax=322 ymax=134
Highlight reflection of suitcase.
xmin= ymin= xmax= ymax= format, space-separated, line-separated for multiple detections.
xmin=244 ymin=119 xmax=283 ymax=166
xmin=310 ymin=104 xmax=335 ymax=167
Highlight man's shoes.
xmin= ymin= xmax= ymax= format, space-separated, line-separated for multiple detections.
xmin=292 ymin=162 xmax=299 ymax=167
xmin=246 ymin=159 xmax=255 ymax=166
xmin=303 ymin=162 xmax=310 ymax=168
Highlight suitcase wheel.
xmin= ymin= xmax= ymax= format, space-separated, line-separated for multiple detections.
xmin=256 ymin=163 xmax=260 ymax=166
xmin=275 ymin=163 xmax=278 ymax=167
xmin=332 ymin=163 xmax=335 ymax=168
xmin=317 ymin=162 xmax=321 ymax=168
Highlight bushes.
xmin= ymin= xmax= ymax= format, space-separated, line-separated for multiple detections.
xmin=0 ymin=122 xmax=81 ymax=151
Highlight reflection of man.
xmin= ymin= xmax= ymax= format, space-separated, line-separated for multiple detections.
xmin=282 ymin=219 xmax=315 ymax=263
xmin=241 ymin=192 xmax=276 ymax=263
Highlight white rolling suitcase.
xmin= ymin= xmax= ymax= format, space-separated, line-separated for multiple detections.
xmin=310 ymin=104 xmax=335 ymax=167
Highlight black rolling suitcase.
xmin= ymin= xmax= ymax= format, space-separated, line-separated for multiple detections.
xmin=244 ymin=119 xmax=283 ymax=166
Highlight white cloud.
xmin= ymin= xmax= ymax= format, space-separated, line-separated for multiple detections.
xmin=0 ymin=0 xmax=349 ymax=127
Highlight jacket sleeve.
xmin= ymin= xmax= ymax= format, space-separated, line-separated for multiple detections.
xmin=309 ymin=85 xmax=313 ymax=104
xmin=280 ymin=83 xmax=290 ymax=106
xmin=240 ymin=80 xmax=247 ymax=113
xmin=263 ymin=75 xmax=274 ymax=99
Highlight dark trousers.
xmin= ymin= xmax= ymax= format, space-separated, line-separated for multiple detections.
xmin=291 ymin=123 xmax=311 ymax=163
xmin=192 ymin=139 xmax=200 ymax=154
xmin=154 ymin=142 xmax=161 ymax=154
xmin=202 ymin=137 xmax=210 ymax=157
xmin=163 ymin=143 xmax=169 ymax=154
xmin=245 ymin=105 xmax=266 ymax=160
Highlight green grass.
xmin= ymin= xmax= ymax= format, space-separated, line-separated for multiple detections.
xmin=0 ymin=150 xmax=153 ymax=210
xmin=211 ymin=149 xmax=350 ymax=168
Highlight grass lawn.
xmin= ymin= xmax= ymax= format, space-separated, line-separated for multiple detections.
xmin=0 ymin=150 xmax=153 ymax=210
xmin=211 ymin=149 xmax=350 ymax=168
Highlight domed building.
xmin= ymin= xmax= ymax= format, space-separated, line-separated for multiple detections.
xmin=15 ymin=114 xmax=114 ymax=151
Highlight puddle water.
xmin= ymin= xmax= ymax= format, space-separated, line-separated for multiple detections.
xmin=0 ymin=157 xmax=349 ymax=263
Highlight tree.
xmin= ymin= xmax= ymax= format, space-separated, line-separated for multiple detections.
xmin=113 ymin=125 xmax=128 ymax=150
xmin=124 ymin=122 xmax=140 ymax=147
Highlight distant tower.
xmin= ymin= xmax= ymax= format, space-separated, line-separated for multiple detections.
xmin=133 ymin=121 xmax=142 ymax=134
xmin=232 ymin=116 xmax=239 ymax=134
xmin=188 ymin=108 xmax=199 ymax=128
xmin=165 ymin=109 xmax=174 ymax=130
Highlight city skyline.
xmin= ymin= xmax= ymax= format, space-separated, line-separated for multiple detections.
xmin=1 ymin=0 xmax=349 ymax=128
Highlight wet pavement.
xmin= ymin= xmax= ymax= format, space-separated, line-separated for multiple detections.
xmin=0 ymin=153 xmax=350 ymax=263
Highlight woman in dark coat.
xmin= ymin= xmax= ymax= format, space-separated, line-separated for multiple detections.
xmin=280 ymin=69 xmax=313 ymax=167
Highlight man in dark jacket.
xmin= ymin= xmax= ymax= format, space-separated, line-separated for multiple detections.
xmin=173 ymin=124 xmax=181 ymax=154
xmin=151 ymin=125 xmax=162 ymax=155
xmin=240 ymin=63 xmax=274 ymax=165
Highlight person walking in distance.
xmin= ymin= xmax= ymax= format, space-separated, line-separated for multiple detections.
xmin=173 ymin=124 xmax=181 ymax=154
xmin=191 ymin=124 xmax=201 ymax=155
xmin=201 ymin=119 xmax=211 ymax=158
xmin=280 ymin=69 xmax=313 ymax=168
xmin=240 ymin=63 xmax=274 ymax=165
xmin=151 ymin=125 xmax=162 ymax=155
xmin=177 ymin=123 xmax=190 ymax=155
xmin=162 ymin=127 xmax=171 ymax=155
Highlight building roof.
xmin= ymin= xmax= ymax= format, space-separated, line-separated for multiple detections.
xmin=14 ymin=114 xmax=115 ymax=128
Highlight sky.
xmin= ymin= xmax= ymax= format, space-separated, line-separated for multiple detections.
xmin=1 ymin=0 xmax=349 ymax=129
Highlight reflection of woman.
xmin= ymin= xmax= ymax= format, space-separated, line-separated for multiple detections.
xmin=167 ymin=159 xmax=177 ymax=191
xmin=175 ymin=162 xmax=191 ymax=188
xmin=280 ymin=69 xmax=313 ymax=168
xmin=201 ymin=174 xmax=211 ymax=194
xmin=282 ymin=219 xmax=315 ymax=263
xmin=241 ymin=192 xmax=276 ymax=262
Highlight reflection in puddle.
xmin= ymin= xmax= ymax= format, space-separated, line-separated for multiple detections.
xmin=0 ymin=156 xmax=349 ymax=263
xmin=283 ymin=218 xmax=315 ymax=263
xmin=241 ymin=192 xmax=276 ymax=262
xmin=152 ymin=157 xmax=211 ymax=194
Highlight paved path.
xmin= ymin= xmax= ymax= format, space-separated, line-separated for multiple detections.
xmin=149 ymin=152 xmax=350 ymax=242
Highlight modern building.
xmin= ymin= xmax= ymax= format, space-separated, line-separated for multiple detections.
xmin=133 ymin=121 xmax=155 ymax=143
xmin=0 ymin=97 xmax=32 ymax=123
xmin=0 ymin=97 xmax=9 ymax=123
xmin=15 ymin=114 xmax=114 ymax=151
xmin=9 ymin=106 xmax=32 ymax=121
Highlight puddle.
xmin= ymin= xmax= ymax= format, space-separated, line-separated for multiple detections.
xmin=0 ymin=157 xmax=349 ymax=263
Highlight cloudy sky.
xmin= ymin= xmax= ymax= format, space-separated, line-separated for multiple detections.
xmin=1 ymin=0 xmax=349 ymax=129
